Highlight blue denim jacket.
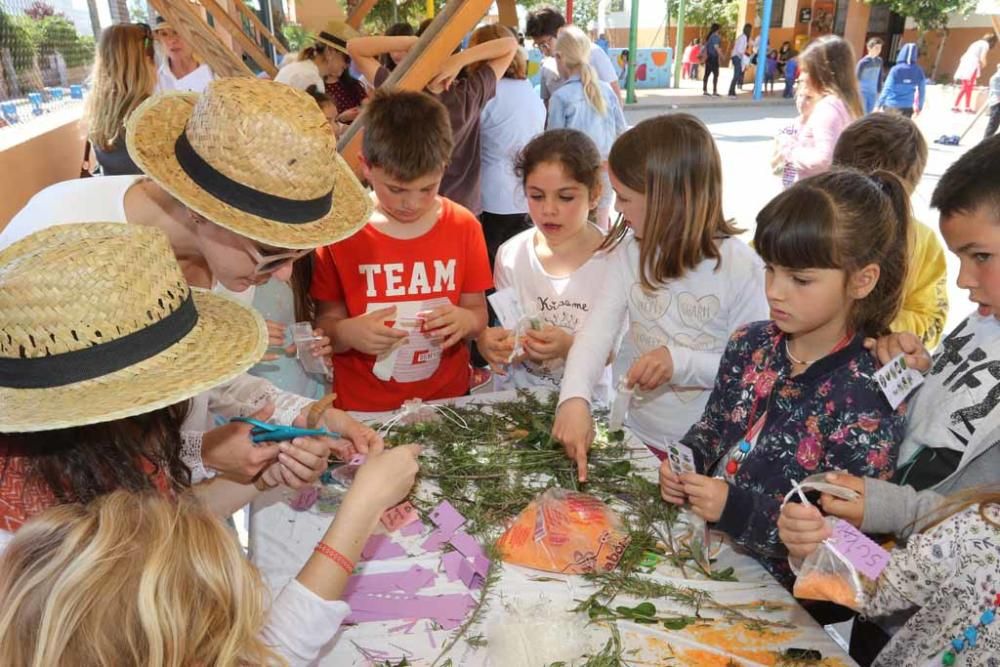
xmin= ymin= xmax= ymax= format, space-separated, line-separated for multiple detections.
xmin=546 ymin=76 xmax=626 ymax=157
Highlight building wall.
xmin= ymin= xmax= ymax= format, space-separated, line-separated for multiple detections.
xmin=0 ymin=111 xmax=86 ymax=230
xmin=901 ymin=26 xmax=1000 ymax=82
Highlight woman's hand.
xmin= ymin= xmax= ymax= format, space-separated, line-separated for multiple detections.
xmin=202 ymin=403 xmax=281 ymax=481
xmin=349 ymin=444 xmax=422 ymax=512
xmin=307 ymin=408 xmax=385 ymax=460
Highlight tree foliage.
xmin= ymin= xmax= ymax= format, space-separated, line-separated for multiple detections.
xmin=24 ymin=1 xmax=61 ymax=21
xmin=669 ymin=0 xmax=741 ymax=29
xmin=866 ymin=0 xmax=977 ymax=31
xmin=0 ymin=9 xmax=36 ymax=72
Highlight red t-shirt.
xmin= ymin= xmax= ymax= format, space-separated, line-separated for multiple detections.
xmin=311 ymin=198 xmax=493 ymax=411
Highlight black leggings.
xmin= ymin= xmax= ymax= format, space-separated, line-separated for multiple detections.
xmin=703 ymin=55 xmax=720 ymax=93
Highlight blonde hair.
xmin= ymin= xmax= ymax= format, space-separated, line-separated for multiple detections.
xmin=798 ymin=35 xmax=864 ymax=119
xmin=86 ymin=24 xmax=157 ymax=150
xmin=919 ymin=485 xmax=1000 ymax=533
xmin=0 ymin=491 xmax=284 ymax=667
xmin=603 ymin=114 xmax=740 ymax=290
xmin=555 ymin=26 xmax=606 ymax=116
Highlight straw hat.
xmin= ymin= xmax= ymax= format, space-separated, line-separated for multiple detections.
xmin=0 ymin=223 xmax=267 ymax=433
xmin=126 ymin=77 xmax=372 ymax=250
xmin=315 ymin=19 xmax=361 ymax=55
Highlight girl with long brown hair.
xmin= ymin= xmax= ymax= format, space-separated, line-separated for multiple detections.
xmin=552 ymin=114 xmax=769 ymax=481
xmin=778 ymin=35 xmax=862 ymax=185
xmin=86 ymin=23 xmax=157 ymax=175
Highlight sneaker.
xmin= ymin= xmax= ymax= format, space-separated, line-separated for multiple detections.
xmin=703 ymin=91 xmax=710 ymax=96
xmin=712 ymin=92 xmax=720 ymax=97
xmin=952 ymin=107 xmax=961 ymax=113
xmin=965 ymin=108 xmax=977 ymax=114
xmin=469 ymin=366 xmax=492 ymax=392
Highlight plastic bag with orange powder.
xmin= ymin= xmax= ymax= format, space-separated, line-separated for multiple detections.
xmin=792 ymin=526 xmax=864 ymax=611
xmin=496 ymin=488 xmax=631 ymax=574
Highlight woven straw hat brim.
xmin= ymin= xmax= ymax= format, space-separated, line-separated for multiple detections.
xmin=315 ymin=36 xmax=350 ymax=55
xmin=0 ymin=289 xmax=266 ymax=433
xmin=126 ymin=92 xmax=372 ymax=250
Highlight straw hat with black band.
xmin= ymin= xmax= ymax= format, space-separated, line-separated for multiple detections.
xmin=126 ymin=77 xmax=372 ymax=250
xmin=314 ymin=19 xmax=361 ymax=55
xmin=0 ymin=223 xmax=267 ymax=433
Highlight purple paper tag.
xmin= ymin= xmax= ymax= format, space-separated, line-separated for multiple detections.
xmin=830 ymin=519 xmax=891 ymax=580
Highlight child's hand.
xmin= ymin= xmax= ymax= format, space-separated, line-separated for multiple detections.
xmin=422 ymin=304 xmax=478 ymax=349
xmin=551 ymin=397 xmax=594 ymax=482
xmin=680 ymin=473 xmax=729 ymax=522
xmin=778 ymin=502 xmax=832 ymax=559
xmin=523 ymin=325 xmax=573 ymax=362
xmin=262 ymin=319 xmax=291 ymax=361
xmin=477 ymin=327 xmax=516 ymax=372
xmin=626 ymin=346 xmax=673 ymax=391
xmin=818 ymin=472 xmax=866 ymax=528
xmin=863 ymin=331 xmax=930 ymax=373
xmin=658 ymin=461 xmax=686 ymax=504
xmin=338 ymin=306 xmax=408 ymax=355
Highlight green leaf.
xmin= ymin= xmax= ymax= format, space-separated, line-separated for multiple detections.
xmin=662 ymin=616 xmax=695 ymax=630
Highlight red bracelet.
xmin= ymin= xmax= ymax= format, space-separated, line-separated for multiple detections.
xmin=314 ymin=542 xmax=355 ymax=575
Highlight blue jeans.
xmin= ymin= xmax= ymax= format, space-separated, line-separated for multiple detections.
xmin=728 ymin=55 xmax=744 ymax=95
xmin=861 ymin=87 xmax=878 ymax=114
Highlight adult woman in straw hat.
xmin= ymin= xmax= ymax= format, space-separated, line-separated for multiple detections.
xmin=0 ymin=77 xmax=376 ymax=489
xmin=0 ymin=224 xmax=422 ymax=664
xmin=0 ymin=224 xmax=386 ymax=543
xmin=275 ymin=19 xmax=360 ymax=94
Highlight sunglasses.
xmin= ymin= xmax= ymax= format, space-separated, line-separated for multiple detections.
xmin=242 ymin=237 xmax=311 ymax=276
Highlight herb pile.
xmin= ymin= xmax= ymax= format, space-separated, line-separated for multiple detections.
xmin=377 ymin=391 xmax=790 ymax=666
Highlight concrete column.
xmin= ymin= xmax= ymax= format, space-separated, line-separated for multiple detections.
xmin=842 ymin=0 xmax=870 ymax=58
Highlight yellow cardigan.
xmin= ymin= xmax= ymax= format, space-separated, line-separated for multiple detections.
xmin=891 ymin=220 xmax=948 ymax=349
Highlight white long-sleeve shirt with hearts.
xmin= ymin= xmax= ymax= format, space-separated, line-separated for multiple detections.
xmin=559 ymin=233 xmax=769 ymax=450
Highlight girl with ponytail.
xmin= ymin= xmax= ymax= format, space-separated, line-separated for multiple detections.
xmin=547 ymin=25 xmax=626 ymax=230
xmin=658 ymin=168 xmax=910 ymax=590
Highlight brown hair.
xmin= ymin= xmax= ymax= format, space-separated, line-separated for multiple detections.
xmin=361 ymin=89 xmax=453 ymax=181
xmin=866 ymin=37 xmax=883 ymax=49
xmin=833 ymin=113 xmax=928 ymax=193
xmin=0 ymin=491 xmax=282 ymax=667
xmin=290 ymin=252 xmax=316 ymax=323
xmin=917 ymin=485 xmax=1000 ymax=533
xmin=603 ymin=114 xmax=741 ymax=290
xmin=515 ymin=129 xmax=603 ymax=200
xmin=755 ymin=169 xmax=912 ymax=337
xmin=86 ymin=24 xmax=156 ymax=150
xmin=467 ymin=23 xmax=526 ymax=79
xmin=798 ymin=35 xmax=863 ymax=119
xmin=0 ymin=403 xmax=191 ymax=509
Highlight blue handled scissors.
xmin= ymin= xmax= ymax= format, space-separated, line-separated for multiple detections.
xmin=230 ymin=417 xmax=341 ymax=444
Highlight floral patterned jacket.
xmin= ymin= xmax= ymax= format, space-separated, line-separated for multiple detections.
xmin=681 ymin=321 xmax=905 ymax=585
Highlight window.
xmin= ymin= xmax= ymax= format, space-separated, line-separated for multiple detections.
xmin=769 ymin=0 xmax=786 ymax=28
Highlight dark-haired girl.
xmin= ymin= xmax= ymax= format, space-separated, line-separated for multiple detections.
xmin=477 ymin=129 xmax=618 ymax=401
xmin=660 ymin=169 xmax=911 ymax=586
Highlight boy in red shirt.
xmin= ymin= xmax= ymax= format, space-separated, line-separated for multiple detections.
xmin=312 ymin=90 xmax=492 ymax=411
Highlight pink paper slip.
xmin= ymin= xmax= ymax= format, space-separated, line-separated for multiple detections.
xmin=381 ymin=501 xmax=419 ymax=531
xmin=361 ymin=533 xmax=407 ymax=560
xmin=831 ymin=519 xmax=891 ymax=580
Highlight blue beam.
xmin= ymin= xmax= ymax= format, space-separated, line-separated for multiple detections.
xmin=753 ymin=0 xmax=774 ymax=100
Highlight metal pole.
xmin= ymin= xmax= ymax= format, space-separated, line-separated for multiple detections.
xmin=753 ymin=0 xmax=773 ymax=100
xmin=625 ymin=0 xmax=639 ymax=103
xmin=672 ymin=0 xmax=686 ymax=88
xmin=566 ymin=0 xmax=574 ymax=23
xmin=427 ymin=0 xmax=435 ymax=19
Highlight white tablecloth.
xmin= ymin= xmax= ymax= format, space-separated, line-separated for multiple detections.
xmin=250 ymin=391 xmax=856 ymax=666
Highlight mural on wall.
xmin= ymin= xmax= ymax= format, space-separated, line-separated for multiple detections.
xmin=527 ymin=48 xmax=673 ymax=90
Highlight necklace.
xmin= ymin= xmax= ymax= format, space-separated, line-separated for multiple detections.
xmin=938 ymin=592 xmax=999 ymax=665
xmin=784 ymin=332 xmax=854 ymax=366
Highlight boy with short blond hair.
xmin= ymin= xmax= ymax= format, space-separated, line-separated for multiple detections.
xmin=833 ymin=113 xmax=949 ymax=348
xmin=312 ymin=90 xmax=492 ymax=411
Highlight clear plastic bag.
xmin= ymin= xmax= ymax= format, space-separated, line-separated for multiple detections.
xmin=497 ymin=488 xmax=631 ymax=574
xmin=792 ymin=522 xmax=864 ymax=611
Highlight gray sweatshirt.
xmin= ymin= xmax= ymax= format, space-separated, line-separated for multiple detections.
xmin=862 ymin=312 xmax=1000 ymax=538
